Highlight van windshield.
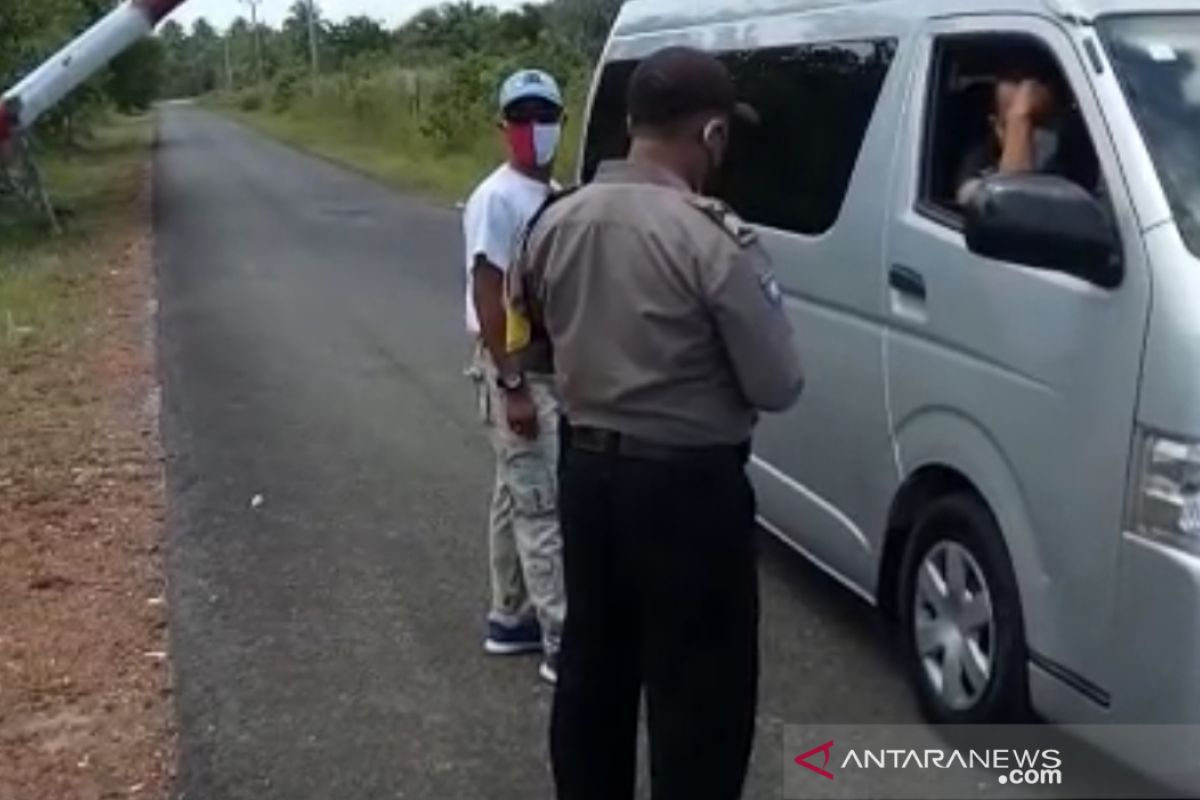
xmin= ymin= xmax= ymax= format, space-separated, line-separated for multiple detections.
xmin=1102 ymin=15 xmax=1200 ymax=256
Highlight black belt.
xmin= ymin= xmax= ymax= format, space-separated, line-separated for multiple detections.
xmin=567 ymin=425 xmax=749 ymax=464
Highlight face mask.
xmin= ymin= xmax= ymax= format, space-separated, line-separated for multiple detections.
xmin=532 ymin=123 xmax=562 ymax=167
xmin=505 ymin=122 xmax=561 ymax=169
xmin=1033 ymin=127 xmax=1060 ymax=171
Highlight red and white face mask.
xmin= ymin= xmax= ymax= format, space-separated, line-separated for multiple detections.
xmin=505 ymin=122 xmax=562 ymax=169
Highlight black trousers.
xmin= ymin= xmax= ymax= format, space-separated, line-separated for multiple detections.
xmin=550 ymin=431 xmax=760 ymax=800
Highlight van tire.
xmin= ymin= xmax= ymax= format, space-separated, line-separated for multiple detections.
xmin=898 ymin=494 xmax=1030 ymax=724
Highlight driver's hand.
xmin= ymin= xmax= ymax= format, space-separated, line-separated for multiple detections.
xmin=1007 ymin=79 xmax=1055 ymax=125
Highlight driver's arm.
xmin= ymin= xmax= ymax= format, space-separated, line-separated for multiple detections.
xmin=958 ymin=78 xmax=1054 ymax=206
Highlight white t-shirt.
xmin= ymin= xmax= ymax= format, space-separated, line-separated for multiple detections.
xmin=462 ymin=164 xmax=553 ymax=334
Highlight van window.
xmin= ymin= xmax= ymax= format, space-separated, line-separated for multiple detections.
xmin=1101 ymin=15 xmax=1200 ymax=257
xmin=582 ymin=39 xmax=897 ymax=236
xmin=920 ymin=35 xmax=1103 ymax=224
xmin=582 ymin=61 xmax=637 ymax=184
xmin=721 ymin=40 xmax=896 ymax=235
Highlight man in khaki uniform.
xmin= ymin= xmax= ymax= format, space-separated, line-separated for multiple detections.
xmin=504 ymin=46 xmax=804 ymax=800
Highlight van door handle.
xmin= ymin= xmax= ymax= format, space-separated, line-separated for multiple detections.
xmin=889 ymin=265 xmax=927 ymax=301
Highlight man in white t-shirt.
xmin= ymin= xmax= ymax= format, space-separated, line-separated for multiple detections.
xmin=463 ymin=68 xmax=566 ymax=684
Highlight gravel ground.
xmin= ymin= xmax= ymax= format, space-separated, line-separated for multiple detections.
xmin=0 ymin=154 xmax=173 ymax=800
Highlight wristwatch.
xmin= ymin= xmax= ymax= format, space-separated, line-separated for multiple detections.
xmin=496 ymin=371 xmax=527 ymax=393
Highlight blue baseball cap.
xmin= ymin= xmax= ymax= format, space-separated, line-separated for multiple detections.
xmin=498 ymin=69 xmax=563 ymax=112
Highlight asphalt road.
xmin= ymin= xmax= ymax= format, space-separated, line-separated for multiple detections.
xmin=154 ymin=105 xmax=920 ymax=800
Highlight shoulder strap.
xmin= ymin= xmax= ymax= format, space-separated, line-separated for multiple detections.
xmin=522 ymin=185 xmax=581 ymax=246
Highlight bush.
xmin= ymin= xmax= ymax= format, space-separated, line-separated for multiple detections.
xmin=271 ymin=70 xmax=305 ymax=113
xmin=108 ymin=39 xmax=165 ymax=113
xmin=238 ymin=90 xmax=264 ymax=112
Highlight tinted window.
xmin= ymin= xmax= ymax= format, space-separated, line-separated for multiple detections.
xmin=582 ymin=40 xmax=897 ymax=236
xmin=720 ymin=40 xmax=896 ymax=234
xmin=582 ymin=61 xmax=637 ymax=184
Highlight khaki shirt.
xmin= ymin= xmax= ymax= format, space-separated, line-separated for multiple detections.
xmin=507 ymin=160 xmax=804 ymax=447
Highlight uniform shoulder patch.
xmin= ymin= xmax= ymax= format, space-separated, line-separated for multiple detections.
xmin=685 ymin=195 xmax=758 ymax=248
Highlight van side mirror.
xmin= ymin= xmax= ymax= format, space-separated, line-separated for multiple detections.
xmin=964 ymin=174 xmax=1122 ymax=289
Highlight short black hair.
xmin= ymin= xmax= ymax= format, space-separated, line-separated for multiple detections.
xmin=627 ymin=46 xmax=740 ymax=133
xmin=995 ymin=44 xmax=1061 ymax=85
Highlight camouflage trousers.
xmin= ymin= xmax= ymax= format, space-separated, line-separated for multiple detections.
xmin=471 ymin=346 xmax=565 ymax=656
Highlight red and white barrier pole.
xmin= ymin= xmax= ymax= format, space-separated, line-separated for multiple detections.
xmin=0 ymin=101 xmax=14 ymax=144
xmin=0 ymin=0 xmax=189 ymax=146
xmin=0 ymin=100 xmax=15 ymax=160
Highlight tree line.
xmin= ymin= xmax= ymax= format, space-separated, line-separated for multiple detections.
xmin=1 ymin=1 xmax=625 ymax=143
xmin=157 ymin=1 xmax=624 ymax=99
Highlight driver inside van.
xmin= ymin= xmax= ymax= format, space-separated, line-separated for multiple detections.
xmin=955 ymin=58 xmax=1066 ymax=207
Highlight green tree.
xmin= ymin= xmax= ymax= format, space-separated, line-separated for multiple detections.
xmin=223 ymin=17 xmax=257 ymax=88
xmin=396 ymin=3 xmax=502 ymax=61
xmin=282 ymin=1 xmax=324 ymax=66
xmin=107 ymin=37 xmax=164 ymax=112
xmin=1 ymin=0 xmax=119 ymax=144
xmin=156 ymin=19 xmax=191 ymax=97
xmin=548 ymin=0 xmax=625 ymax=58
xmin=497 ymin=4 xmax=549 ymax=50
xmin=326 ymin=16 xmax=392 ymax=70
xmin=1 ymin=1 xmax=93 ymax=93
xmin=156 ymin=17 xmax=222 ymax=97
xmin=185 ymin=18 xmax=222 ymax=95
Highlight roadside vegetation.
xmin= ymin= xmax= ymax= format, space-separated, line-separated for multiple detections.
xmin=2 ymin=6 xmax=170 ymax=797
xmin=164 ymin=1 xmax=623 ymax=199
xmin=1 ymin=1 xmax=165 ymax=252
xmin=0 ymin=115 xmax=171 ymax=800
xmin=2 ymin=0 xmax=164 ymax=375
xmin=0 ymin=118 xmax=149 ymax=357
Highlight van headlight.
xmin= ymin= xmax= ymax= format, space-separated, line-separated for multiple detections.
xmin=1132 ymin=434 xmax=1200 ymax=554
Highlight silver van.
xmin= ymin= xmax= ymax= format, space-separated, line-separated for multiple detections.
xmin=584 ymin=0 xmax=1200 ymax=772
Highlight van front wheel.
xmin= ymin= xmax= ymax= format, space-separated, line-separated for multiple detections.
xmin=898 ymin=494 xmax=1029 ymax=724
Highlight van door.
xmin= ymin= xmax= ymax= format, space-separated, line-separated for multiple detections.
xmin=885 ymin=16 xmax=1151 ymax=703
xmin=713 ymin=38 xmax=907 ymax=596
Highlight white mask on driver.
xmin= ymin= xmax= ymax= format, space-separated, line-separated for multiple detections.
xmin=1033 ymin=127 xmax=1061 ymax=171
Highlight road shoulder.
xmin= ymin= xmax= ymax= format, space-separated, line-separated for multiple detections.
xmin=0 ymin=117 xmax=173 ymax=800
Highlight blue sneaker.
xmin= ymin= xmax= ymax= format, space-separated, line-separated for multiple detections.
xmin=484 ymin=617 xmax=543 ymax=655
